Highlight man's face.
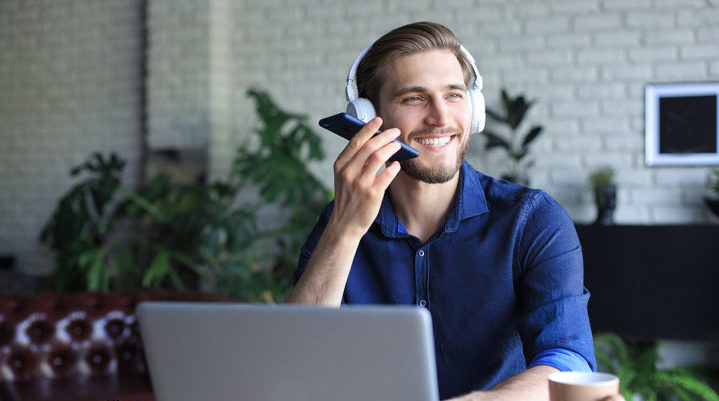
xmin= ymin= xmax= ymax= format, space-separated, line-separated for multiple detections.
xmin=377 ymin=49 xmax=472 ymax=184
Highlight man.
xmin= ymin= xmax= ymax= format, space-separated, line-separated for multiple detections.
xmin=288 ymin=22 xmax=609 ymax=401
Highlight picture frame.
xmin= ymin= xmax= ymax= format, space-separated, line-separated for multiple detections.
xmin=645 ymin=82 xmax=719 ymax=166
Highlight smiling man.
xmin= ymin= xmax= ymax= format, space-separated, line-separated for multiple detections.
xmin=287 ymin=22 xmax=603 ymax=401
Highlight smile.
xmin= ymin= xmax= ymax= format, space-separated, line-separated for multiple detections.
xmin=416 ymin=136 xmax=453 ymax=147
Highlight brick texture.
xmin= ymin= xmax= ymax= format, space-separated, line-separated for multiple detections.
xmin=2 ymin=0 xmax=719 ymax=274
xmin=0 ymin=1 xmax=144 ymax=274
xmin=196 ymin=0 xmax=719 ymax=227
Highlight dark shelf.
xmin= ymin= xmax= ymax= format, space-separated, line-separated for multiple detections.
xmin=576 ymin=224 xmax=719 ymax=342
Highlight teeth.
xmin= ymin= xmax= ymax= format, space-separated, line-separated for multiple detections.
xmin=417 ymin=137 xmax=451 ymax=147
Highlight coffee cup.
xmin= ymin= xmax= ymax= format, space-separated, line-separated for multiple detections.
xmin=548 ymin=372 xmax=620 ymax=401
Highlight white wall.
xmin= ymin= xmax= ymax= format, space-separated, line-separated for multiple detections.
xmin=208 ymin=0 xmax=718 ymax=224
xmin=147 ymin=0 xmax=211 ymax=150
xmin=0 ymin=1 xmax=145 ymax=275
xmin=2 ymin=0 xmax=718 ymax=274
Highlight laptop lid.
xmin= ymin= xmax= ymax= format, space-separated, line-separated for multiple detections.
xmin=138 ymin=302 xmax=439 ymax=401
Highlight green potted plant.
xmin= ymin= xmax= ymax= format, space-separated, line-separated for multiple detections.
xmin=704 ymin=168 xmax=719 ymax=219
xmin=226 ymin=88 xmax=332 ymax=301
xmin=594 ymin=332 xmax=719 ymax=401
xmin=40 ymin=152 xmax=259 ymax=294
xmin=41 ymin=88 xmax=331 ymax=303
xmin=40 ymin=153 xmax=132 ymax=292
xmin=589 ymin=166 xmax=616 ymax=225
xmin=483 ymin=88 xmax=543 ymax=185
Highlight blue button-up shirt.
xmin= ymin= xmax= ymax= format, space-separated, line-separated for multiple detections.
xmin=295 ymin=162 xmax=596 ymax=400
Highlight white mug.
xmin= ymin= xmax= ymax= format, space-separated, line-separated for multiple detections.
xmin=548 ymin=372 xmax=620 ymax=401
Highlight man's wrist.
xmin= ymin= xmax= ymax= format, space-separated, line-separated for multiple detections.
xmin=325 ymin=216 xmax=367 ymax=245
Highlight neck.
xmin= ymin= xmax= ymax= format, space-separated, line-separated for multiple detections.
xmin=388 ymin=168 xmax=461 ymax=243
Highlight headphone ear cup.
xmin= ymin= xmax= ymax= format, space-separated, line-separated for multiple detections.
xmin=469 ymin=88 xmax=486 ymax=134
xmin=346 ymin=98 xmax=376 ymax=123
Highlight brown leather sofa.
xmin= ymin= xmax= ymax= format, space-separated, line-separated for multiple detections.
xmin=0 ymin=290 xmax=230 ymax=401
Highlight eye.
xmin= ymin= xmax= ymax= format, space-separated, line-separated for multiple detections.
xmin=402 ymin=95 xmax=424 ymax=104
xmin=446 ymin=92 xmax=464 ymax=101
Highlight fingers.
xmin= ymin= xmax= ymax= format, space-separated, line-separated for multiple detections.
xmin=336 ymin=117 xmax=401 ymax=166
xmin=335 ymin=123 xmax=402 ymax=184
xmin=360 ymin=140 xmax=401 ymax=174
xmin=375 ymin=161 xmax=401 ymax=189
xmin=348 ymin=127 xmax=400 ymax=173
xmin=335 ymin=117 xmax=384 ymax=169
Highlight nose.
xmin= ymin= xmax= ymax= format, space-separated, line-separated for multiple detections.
xmin=424 ymin=95 xmax=449 ymax=127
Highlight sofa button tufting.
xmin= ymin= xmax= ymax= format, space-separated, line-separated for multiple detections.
xmin=48 ymin=344 xmax=78 ymax=377
xmin=26 ymin=317 xmax=55 ymax=345
xmin=66 ymin=317 xmax=92 ymax=342
xmin=86 ymin=345 xmax=112 ymax=375
xmin=105 ymin=318 xmax=126 ymax=340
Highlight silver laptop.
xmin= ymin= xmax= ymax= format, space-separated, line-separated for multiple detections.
xmin=138 ymin=302 xmax=439 ymax=401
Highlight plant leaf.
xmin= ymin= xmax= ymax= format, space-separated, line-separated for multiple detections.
xmin=510 ymin=97 xmax=534 ymax=129
xmin=656 ymin=370 xmax=719 ymax=401
xmin=143 ymin=250 xmax=171 ymax=288
xmin=86 ymin=250 xmax=107 ymax=291
xmin=485 ymin=107 xmax=505 ymax=123
xmin=521 ymin=126 xmax=543 ymax=148
xmin=483 ymin=131 xmax=511 ymax=150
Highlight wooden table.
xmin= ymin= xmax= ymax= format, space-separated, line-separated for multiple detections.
xmin=0 ymin=375 xmax=154 ymax=401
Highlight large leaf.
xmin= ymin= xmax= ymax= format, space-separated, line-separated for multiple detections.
xmin=656 ymin=370 xmax=719 ymax=401
xmin=142 ymin=249 xmax=171 ymax=288
xmin=483 ymin=131 xmax=511 ymax=150
xmin=485 ymin=107 xmax=506 ymax=123
xmin=86 ymin=249 xmax=108 ymax=291
xmin=521 ymin=126 xmax=543 ymax=148
xmin=508 ymin=96 xmax=534 ymax=129
xmin=497 ymin=88 xmax=536 ymax=129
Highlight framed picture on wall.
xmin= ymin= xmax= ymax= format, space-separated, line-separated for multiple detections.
xmin=645 ymin=82 xmax=719 ymax=166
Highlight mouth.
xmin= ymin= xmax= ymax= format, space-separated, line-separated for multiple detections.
xmin=414 ymin=135 xmax=455 ymax=149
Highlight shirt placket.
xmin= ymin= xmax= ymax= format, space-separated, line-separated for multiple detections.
xmin=414 ymin=246 xmax=429 ymax=308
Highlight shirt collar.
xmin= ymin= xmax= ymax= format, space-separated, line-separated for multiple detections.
xmin=375 ymin=161 xmax=489 ymax=238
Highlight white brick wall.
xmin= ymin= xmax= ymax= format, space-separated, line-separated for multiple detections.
xmin=201 ymin=0 xmax=719 ymax=225
xmin=0 ymin=0 xmax=144 ymax=274
xmin=3 ymin=0 xmax=718 ymax=274
xmin=147 ymin=0 xmax=210 ymax=150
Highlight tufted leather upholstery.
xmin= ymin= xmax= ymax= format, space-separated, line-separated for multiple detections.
xmin=0 ymin=290 xmax=231 ymax=400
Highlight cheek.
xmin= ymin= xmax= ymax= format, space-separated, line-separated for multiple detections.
xmin=381 ymin=107 xmax=416 ymax=133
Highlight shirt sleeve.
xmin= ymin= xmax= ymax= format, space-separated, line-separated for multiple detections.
xmin=528 ymin=347 xmax=593 ymax=372
xmin=515 ymin=191 xmax=597 ymax=371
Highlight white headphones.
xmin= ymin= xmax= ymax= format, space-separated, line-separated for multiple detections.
xmin=345 ymin=43 xmax=486 ymax=134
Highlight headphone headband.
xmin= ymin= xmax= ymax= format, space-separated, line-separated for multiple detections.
xmin=458 ymin=44 xmax=482 ymax=92
xmin=345 ymin=44 xmax=373 ymax=102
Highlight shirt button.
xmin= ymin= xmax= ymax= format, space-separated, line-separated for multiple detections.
xmin=418 ymin=250 xmax=425 ymax=257
xmin=419 ymin=300 xmax=427 ymax=307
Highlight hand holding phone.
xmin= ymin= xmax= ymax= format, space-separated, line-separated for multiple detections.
xmin=319 ymin=113 xmax=419 ymax=162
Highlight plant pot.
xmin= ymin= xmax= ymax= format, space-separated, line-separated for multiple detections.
xmin=704 ymin=196 xmax=719 ymax=219
xmin=594 ymin=184 xmax=616 ymax=225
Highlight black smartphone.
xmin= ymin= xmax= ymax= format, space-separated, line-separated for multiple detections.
xmin=318 ymin=112 xmax=419 ymax=162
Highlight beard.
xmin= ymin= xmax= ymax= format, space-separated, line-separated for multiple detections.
xmin=399 ymin=129 xmax=469 ymax=184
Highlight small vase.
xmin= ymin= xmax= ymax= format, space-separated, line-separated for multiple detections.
xmin=704 ymin=196 xmax=719 ymax=219
xmin=594 ymin=184 xmax=616 ymax=225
